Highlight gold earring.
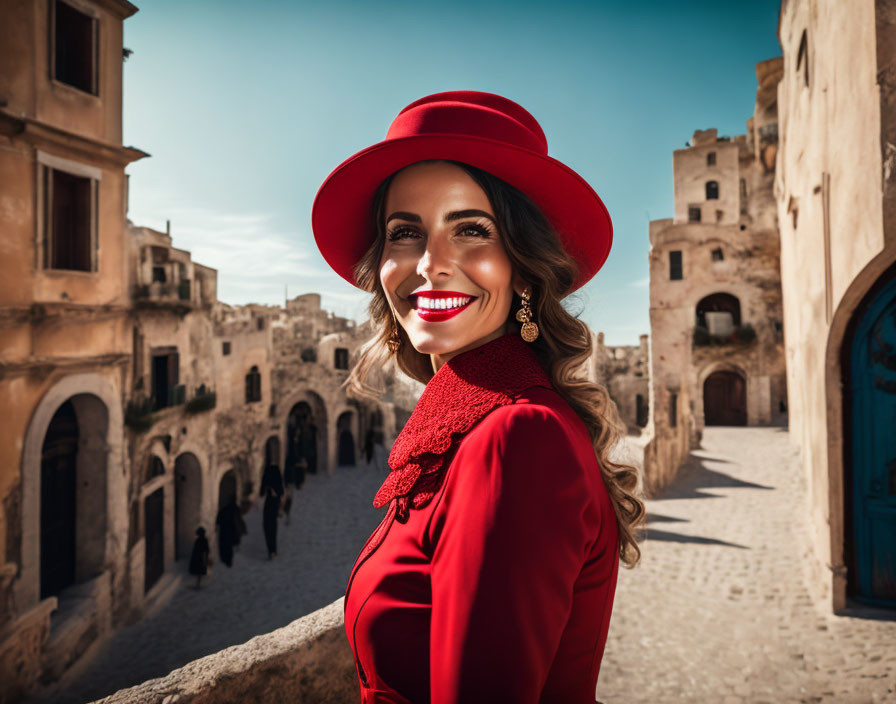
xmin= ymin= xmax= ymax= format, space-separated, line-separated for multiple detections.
xmin=386 ymin=319 xmax=401 ymax=353
xmin=515 ymin=287 xmax=539 ymax=342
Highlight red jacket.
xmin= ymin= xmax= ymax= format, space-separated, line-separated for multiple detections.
xmin=344 ymin=332 xmax=620 ymax=703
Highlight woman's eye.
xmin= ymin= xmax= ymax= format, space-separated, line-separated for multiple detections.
xmin=459 ymin=224 xmax=492 ymax=238
xmin=386 ymin=227 xmax=420 ymax=242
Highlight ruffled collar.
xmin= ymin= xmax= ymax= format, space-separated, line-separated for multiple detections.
xmin=373 ymin=331 xmax=553 ymax=523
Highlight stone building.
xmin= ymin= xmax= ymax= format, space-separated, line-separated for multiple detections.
xmin=775 ymin=0 xmax=896 ymax=611
xmin=126 ymin=222 xmax=220 ymax=606
xmin=643 ymin=58 xmax=788 ymax=493
xmin=0 ymin=0 xmax=147 ymax=697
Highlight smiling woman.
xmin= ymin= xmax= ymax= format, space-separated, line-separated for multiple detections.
xmin=310 ymin=90 xmax=645 ymax=704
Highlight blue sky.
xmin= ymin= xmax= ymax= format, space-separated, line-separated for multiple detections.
xmin=123 ymin=0 xmax=782 ymax=346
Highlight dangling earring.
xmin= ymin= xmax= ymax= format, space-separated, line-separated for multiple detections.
xmin=386 ymin=318 xmax=402 ymax=353
xmin=515 ymin=287 xmax=539 ymax=342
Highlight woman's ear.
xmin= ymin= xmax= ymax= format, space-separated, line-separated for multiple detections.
xmin=511 ymin=273 xmax=527 ymax=299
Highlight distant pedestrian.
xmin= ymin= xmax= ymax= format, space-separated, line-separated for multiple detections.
xmin=282 ymin=462 xmax=294 ymax=525
xmin=295 ymin=456 xmax=307 ymax=490
xmin=215 ymin=497 xmax=240 ymax=567
xmin=188 ymin=527 xmax=210 ymax=588
xmin=259 ymin=463 xmax=283 ymax=559
xmin=364 ymin=429 xmax=375 ymax=467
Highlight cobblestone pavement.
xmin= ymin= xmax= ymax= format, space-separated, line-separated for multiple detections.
xmin=30 ymin=453 xmax=390 ymax=704
xmin=598 ymin=426 xmax=896 ymax=704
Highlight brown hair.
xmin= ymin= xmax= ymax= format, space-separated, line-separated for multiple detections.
xmin=343 ymin=160 xmax=646 ymax=567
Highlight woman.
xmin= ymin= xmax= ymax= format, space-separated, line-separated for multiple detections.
xmin=312 ymin=91 xmax=644 ymax=703
xmin=188 ymin=526 xmax=210 ymax=589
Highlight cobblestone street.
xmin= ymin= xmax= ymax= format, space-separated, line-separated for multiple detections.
xmin=599 ymin=426 xmax=896 ymax=704
xmin=30 ymin=452 xmax=391 ymax=704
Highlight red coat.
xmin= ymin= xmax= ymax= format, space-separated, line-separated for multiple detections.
xmin=344 ymin=332 xmax=620 ymax=703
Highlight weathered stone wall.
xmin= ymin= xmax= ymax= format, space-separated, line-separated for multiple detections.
xmin=88 ymin=598 xmax=357 ymax=704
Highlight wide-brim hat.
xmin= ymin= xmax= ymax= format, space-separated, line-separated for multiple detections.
xmin=311 ymin=90 xmax=612 ymax=294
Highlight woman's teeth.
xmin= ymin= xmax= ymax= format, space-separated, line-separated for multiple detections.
xmin=415 ymin=296 xmax=472 ymax=310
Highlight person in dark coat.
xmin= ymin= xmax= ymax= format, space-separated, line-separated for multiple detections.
xmin=282 ymin=461 xmax=294 ymax=525
xmin=215 ymin=497 xmax=240 ymax=567
xmin=188 ymin=526 xmax=210 ymax=588
xmin=259 ymin=464 xmax=283 ymax=559
xmin=364 ymin=429 xmax=375 ymax=467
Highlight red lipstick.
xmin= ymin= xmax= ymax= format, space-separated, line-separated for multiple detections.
xmin=409 ymin=290 xmax=478 ymax=322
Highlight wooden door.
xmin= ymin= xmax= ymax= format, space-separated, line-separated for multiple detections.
xmin=703 ymin=371 xmax=746 ymax=426
xmin=849 ymin=273 xmax=896 ymax=607
xmin=144 ymin=488 xmax=165 ymax=593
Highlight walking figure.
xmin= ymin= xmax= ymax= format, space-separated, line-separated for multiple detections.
xmin=188 ymin=526 xmax=210 ymax=588
xmin=215 ymin=496 xmax=240 ymax=568
xmin=259 ymin=463 xmax=283 ymax=559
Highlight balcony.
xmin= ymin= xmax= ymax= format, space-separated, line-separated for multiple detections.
xmin=693 ymin=322 xmax=756 ymax=348
xmin=125 ymin=385 xmax=188 ymax=433
xmin=133 ymin=281 xmax=193 ymax=314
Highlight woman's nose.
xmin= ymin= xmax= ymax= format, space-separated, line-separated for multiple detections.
xmin=416 ymin=238 xmax=453 ymax=280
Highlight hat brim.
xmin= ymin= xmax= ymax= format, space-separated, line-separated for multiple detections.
xmin=311 ymin=133 xmax=612 ymax=294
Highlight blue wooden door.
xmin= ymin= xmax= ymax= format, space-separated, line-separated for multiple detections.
xmin=850 ymin=272 xmax=896 ymax=607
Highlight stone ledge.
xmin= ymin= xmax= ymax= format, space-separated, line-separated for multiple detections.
xmin=90 ymin=597 xmax=357 ymax=704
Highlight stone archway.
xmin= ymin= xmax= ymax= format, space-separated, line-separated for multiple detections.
xmin=703 ymin=370 xmax=746 ymax=426
xmin=285 ymin=391 xmax=328 ymax=475
xmin=29 ymin=390 xmax=113 ymax=605
xmin=174 ymin=453 xmax=202 ymax=561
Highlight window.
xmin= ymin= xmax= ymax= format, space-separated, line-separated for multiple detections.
xmin=245 ymin=366 xmax=262 ymax=403
xmin=256 ymin=317 xmax=265 ymax=331
xmin=740 ymin=178 xmax=747 ymax=199
xmin=669 ymin=392 xmax=678 ymax=428
xmin=706 ymin=152 xmax=716 ymax=166
xmin=222 ymin=341 xmax=231 ymax=356
xmin=151 ymin=347 xmax=181 ymax=409
xmin=688 ymin=206 xmax=702 ymax=223
xmin=152 ymin=266 xmax=166 ymax=283
xmin=42 ymin=165 xmax=97 ymax=271
xmin=53 ymin=0 xmax=98 ymax=95
xmin=711 ymin=248 xmax=724 ymax=262
xmin=796 ymin=30 xmax=809 ymax=88
xmin=715 ymin=210 xmax=724 ymax=223
xmin=635 ymin=394 xmax=648 ymax=428
xmin=334 ymin=347 xmax=350 ymax=370
xmin=669 ymin=250 xmax=682 ymax=280
xmin=706 ymin=181 xmax=719 ymax=200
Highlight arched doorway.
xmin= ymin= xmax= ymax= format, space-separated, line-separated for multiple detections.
xmin=847 ymin=270 xmax=896 ymax=607
xmin=703 ymin=370 xmax=746 ymax=426
xmin=338 ymin=411 xmax=356 ymax=466
xmin=40 ymin=401 xmax=78 ymax=600
xmin=174 ymin=453 xmax=202 ymax=561
xmin=39 ymin=394 xmax=109 ymax=600
xmin=288 ymin=400 xmax=323 ymax=474
xmin=144 ymin=487 xmax=165 ymax=593
xmin=264 ymin=436 xmax=280 ymax=468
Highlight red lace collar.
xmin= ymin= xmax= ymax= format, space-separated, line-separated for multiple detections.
xmin=373 ymin=331 xmax=553 ymax=523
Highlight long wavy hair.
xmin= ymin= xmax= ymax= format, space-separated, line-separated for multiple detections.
xmin=343 ymin=159 xmax=645 ymax=568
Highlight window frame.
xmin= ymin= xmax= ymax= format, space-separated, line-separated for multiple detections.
xmin=50 ymin=0 xmax=100 ymax=97
xmin=36 ymin=150 xmax=101 ymax=274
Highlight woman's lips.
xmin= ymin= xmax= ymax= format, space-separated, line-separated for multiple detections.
xmin=410 ymin=295 xmax=477 ymax=322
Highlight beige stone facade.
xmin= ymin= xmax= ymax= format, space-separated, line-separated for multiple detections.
xmin=643 ymin=59 xmax=789 ymax=494
xmin=776 ymin=0 xmax=896 ymax=611
xmin=0 ymin=0 xmax=145 ymax=697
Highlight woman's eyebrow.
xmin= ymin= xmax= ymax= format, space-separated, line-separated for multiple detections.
xmin=385 ymin=209 xmax=496 ymax=224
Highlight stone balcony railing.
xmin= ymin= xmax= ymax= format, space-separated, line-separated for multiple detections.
xmin=91 ymin=598 xmax=358 ymax=704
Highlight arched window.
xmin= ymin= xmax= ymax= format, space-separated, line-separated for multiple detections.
xmin=245 ymin=365 xmax=262 ymax=403
xmin=695 ymin=292 xmax=741 ymax=332
xmin=705 ymin=181 xmax=719 ymax=200
xmin=145 ymin=456 xmax=165 ymax=483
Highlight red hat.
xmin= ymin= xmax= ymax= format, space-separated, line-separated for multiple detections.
xmin=311 ymin=90 xmax=612 ymax=294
